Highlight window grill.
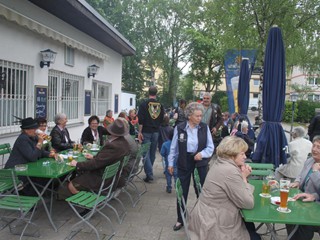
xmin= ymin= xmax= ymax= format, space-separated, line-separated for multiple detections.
xmin=0 ymin=60 xmax=33 ymax=134
xmin=92 ymin=81 xmax=111 ymax=117
xmin=48 ymin=70 xmax=84 ymax=125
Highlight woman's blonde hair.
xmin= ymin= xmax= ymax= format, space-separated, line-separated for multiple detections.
xmin=216 ymin=136 xmax=248 ymax=159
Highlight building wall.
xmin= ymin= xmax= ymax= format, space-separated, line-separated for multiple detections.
xmin=0 ymin=0 xmax=124 ymax=147
xmin=120 ymin=92 xmax=136 ymax=114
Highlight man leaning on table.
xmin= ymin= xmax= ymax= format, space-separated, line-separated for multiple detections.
xmin=5 ymin=117 xmax=56 ymax=196
xmin=67 ymin=118 xmax=130 ymax=195
xmin=286 ymin=135 xmax=320 ymax=240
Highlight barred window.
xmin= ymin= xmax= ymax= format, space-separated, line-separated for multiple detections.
xmin=48 ymin=70 xmax=84 ymax=125
xmin=92 ymin=81 xmax=111 ymax=116
xmin=0 ymin=60 xmax=33 ymax=134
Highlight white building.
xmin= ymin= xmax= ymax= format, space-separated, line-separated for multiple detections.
xmin=290 ymin=67 xmax=320 ymax=101
xmin=0 ymin=0 xmax=135 ymax=146
xmin=120 ymin=91 xmax=136 ymax=114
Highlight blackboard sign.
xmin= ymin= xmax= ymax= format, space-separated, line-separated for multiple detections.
xmin=114 ymin=94 xmax=119 ymax=114
xmin=85 ymin=91 xmax=91 ymax=115
xmin=35 ymin=86 xmax=47 ymax=119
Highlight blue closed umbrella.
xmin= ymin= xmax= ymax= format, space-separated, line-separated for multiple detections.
xmin=237 ymin=59 xmax=254 ymax=139
xmin=252 ymin=26 xmax=288 ymax=167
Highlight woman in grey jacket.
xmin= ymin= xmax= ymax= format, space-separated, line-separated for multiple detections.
xmin=188 ymin=136 xmax=260 ymax=240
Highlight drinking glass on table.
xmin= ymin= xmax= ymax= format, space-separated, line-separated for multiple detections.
xmin=278 ymin=178 xmax=291 ymax=213
xmin=261 ymin=177 xmax=271 ymax=198
xmin=67 ymin=151 xmax=73 ymax=162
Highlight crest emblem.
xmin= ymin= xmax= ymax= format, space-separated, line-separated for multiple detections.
xmin=148 ymin=102 xmax=161 ymax=119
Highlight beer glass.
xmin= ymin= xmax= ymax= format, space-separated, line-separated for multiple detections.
xmin=45 ymin=135 xmax=52 ymax=141
xmin=278 ymin=178 xmax=291 ymax=212
xmin=67 ymin=151 xmax=73 ymax=162
xmin=261 ymin=177 xmax=271 ymax=198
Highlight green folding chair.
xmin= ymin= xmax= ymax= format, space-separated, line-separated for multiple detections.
xmin=127 ymin=142 xmax=151 ymax=198
xmin=248 ymin=163 xmax=274 ymax=179
xmin=0 ymin=169 xmax=40 ymax=239
xmin=0 ymin=143 xmax=11 ymax=168
xmin=193 ymin=168 xmax=202 ymax=195
xmin=106 ymin=155 xmax=130 ymax=224
xmin=175 ymin=178 xmax=190 ymax=240
xmin=121 ymin=144 xmax=149 ymax=207
xmin=65 ymin=161 xmax=121 ymax=240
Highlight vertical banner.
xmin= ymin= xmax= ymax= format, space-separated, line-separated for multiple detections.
xmin=224 ymin=49 xmax=257 ymax=113
xmin=84 ymin=91 xmax=91 ymax=116
xmin=35 ymin=86 xmax=47 ymax=119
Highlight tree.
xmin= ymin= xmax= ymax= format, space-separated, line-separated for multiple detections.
xmin=187 ymin=28 xmax=224 ymax=92
xmin=291 ymin=83 xmax=315 ymax=99
xmin=179 ymin=74 xmax=195 ymax=102
xmin=205 ymin=0 xmax=320 ymax=69
xmin=204 ymin=0 xmax=320 ymax=118
xmin=87 ymin=0 xmax=201 ymax=105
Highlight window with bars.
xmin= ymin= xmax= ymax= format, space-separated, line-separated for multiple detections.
xmin=48 ymin=70 xmax=84 ymax=124
xmin=0 ymin=60 xmax=33 ymax=134
xmin=92 ymin=81 xmax=111 ymax=116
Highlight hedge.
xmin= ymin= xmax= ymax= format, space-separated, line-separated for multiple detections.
xmin=283 ymin=100 xmax=320 ymax=123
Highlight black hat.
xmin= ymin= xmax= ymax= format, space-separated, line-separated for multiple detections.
xmin=106 ymin=118 xmax=129 ymax=137
xmin=20 ymin=117 xmax=38 ymax=129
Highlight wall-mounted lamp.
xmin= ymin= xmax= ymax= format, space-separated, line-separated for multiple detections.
xmin=87 ymin=64 xmax=99 ymax=78
xmin=40 ymin=49 xmax=57 ymax=68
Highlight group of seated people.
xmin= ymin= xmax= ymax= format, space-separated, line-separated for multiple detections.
xmin=5 ymin=113 xmax=139 ymax=201
xmin=4 ymin=109 xmax=320 ymax=239
xmin=186 ymin=130 xmax=320 ymax=240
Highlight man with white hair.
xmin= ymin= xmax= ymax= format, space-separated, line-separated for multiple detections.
xmin=201 ymin=92 xmax=223 ymax=144
xmin=275 ymin=126 xmax=312 ymax=181
xmin=235 ymin=121 xmax=254 ymax=159
xmin=50 ymin=113 xmax=75 ymax=151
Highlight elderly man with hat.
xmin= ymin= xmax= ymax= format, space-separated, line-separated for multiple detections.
xmin=68 ymin=118 xmax=130 ymax=194
xmin=5 ymin=117 xmax=56 ymax=195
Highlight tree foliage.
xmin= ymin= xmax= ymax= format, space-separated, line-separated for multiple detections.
xmin=204 ymin=0 xmax=320 ymax=71
xmin=87 ymin=0 xmax=320 ymax=106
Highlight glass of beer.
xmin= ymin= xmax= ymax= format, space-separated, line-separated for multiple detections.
xmin=261 ymin=177 xmax=271 ymax=198
xmin=67 ymin=151 xmax=73 ymax=162
xmin=73 ymin=143 xmax=78 ymax=152
xmin=278 ymin=178 xmax=291 ymax=212
xmin=45 ymin=135 xmax=52 ymax=141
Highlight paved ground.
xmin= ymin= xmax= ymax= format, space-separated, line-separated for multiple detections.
xmin=1 ymin=138 xmax=319 ymax=239
xmin=1 ymin=153 xmax=319 ymax=240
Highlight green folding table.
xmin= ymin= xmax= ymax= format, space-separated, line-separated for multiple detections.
xmin=15 ymin=153 xmax=87 ymax=231
xmin=242 ymin=180 xmax=320 ymax=240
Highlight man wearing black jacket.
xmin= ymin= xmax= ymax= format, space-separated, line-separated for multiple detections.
xmin=308 ymin=113 xmax=320 ymax=141
xmin=138 ymin=86 xmax=164 ymax=182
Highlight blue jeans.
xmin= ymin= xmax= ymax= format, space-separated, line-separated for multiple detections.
xmin=142 ymin=132 xmax=159 ymax=178
xmin=164 ymin=157 xmax=177 ymax=190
